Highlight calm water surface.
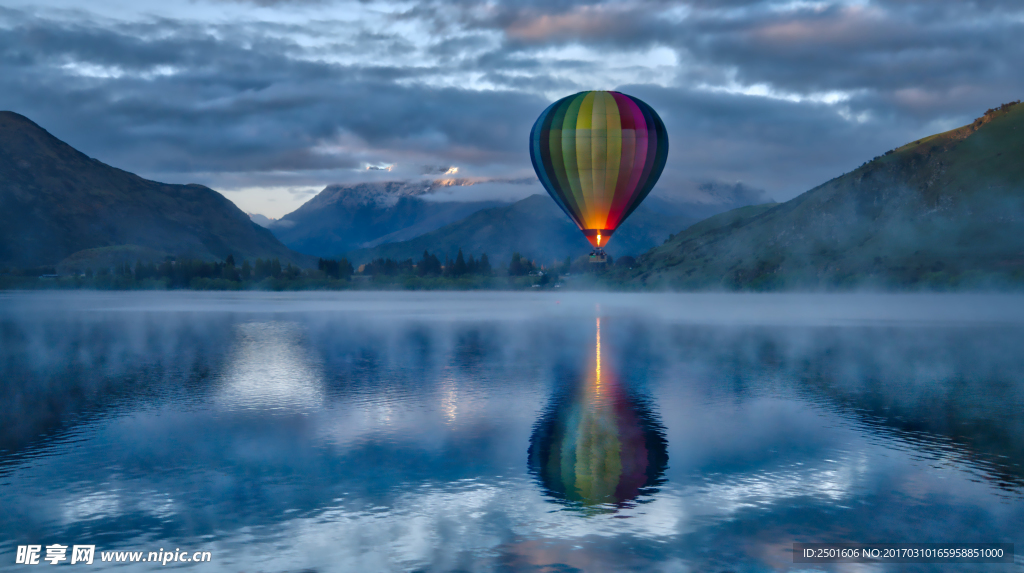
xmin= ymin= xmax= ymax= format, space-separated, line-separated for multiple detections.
xmin=1 ymin=292 xmax=1023 ymax=572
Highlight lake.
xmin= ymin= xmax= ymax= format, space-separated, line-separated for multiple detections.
xmin=1 ymin=291 xmax=1022 ymax=572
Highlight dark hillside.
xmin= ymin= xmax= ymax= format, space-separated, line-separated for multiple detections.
xmin=0 ymin=112 xmax=311 ymax=268
xmin=628 ymin=101 xmax=1024 ymax=290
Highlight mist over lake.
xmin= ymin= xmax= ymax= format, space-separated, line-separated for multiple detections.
xmin=2 ymin=292 xmax=1022 ymax=572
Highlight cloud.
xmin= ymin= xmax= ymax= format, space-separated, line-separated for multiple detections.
xmin=0 ymin=8 xmax=547 ymax=181
xmin=669 ymin=1 xmax=1024 ymax=118
xmin=1 ymin=0 xmax=1023 ymax=217
xmin=654 ymin=180 xmax=773 ymax=207
xmin=497 ymin=5 xmax=672 ymax=47
xmin=620 ymin=83 xmax=915 ymax=199
xmin=421 ymin=165 xmax=457 ymax=174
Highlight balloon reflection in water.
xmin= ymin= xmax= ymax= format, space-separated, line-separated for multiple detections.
xmin=529 ymin=318 xmax=668 ymax=508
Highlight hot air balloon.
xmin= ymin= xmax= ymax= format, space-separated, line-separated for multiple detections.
xmin=529 ymin=91 xmax=669 ymax=262
xmin=528 ymin=318 xmax=668 ymax=509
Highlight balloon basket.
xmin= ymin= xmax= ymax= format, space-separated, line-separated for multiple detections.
xmin=589 ymin=248 xmax=608 ymax=264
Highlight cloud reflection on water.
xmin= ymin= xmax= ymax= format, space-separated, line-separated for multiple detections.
xmin=215 ymin=321 xmax=325 ymax=414
xmin=0 ymin=292 xmax=1022 ymax=572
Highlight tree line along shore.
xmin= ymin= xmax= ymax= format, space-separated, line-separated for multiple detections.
xmin=0 ymin=249 xmax=639 ymax=291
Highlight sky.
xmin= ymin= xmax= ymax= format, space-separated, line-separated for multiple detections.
xmin=2 ymin=0 xmax=1023 ymax=218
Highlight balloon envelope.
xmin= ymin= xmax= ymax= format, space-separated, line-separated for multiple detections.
xmin=530 ymin=91 xmax=669 ymax=248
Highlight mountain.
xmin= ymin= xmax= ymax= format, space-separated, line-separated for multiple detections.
xmin=626 ymin=100 xmax=1024 ymax=290
xmin=269 ymin=180 xmax=510 ymax=257
xmin=0 ymin=112 xmax=312 ymax=269
xmin=342 ymin=192 xmax=742 ymax=266
xmin=249 ymin=213 xmax=279 ymax=229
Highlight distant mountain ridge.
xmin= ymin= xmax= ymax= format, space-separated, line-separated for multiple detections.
xmin=298 ymin=180 xmax=434 ymax=211
xmin=249 ymin=213 xmax=284 ymax=229
xmin=269 ymin=179 xmax=520 ymax=257
xmin=627 ymin=101 xmax=1024 ymax=289
xmin=0 ymin=111 xmax=312 ymax=268
xmin=273 ymin=173 xmax=771 ymax=264
xmin=343 ymin=192 xmax=762 ymax=266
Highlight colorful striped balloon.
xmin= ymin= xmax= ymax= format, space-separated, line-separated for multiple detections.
xmin=530 ymin=91 xmax=669 ymax=248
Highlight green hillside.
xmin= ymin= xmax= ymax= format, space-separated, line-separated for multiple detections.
xmin=626 ymin=101 xmax=1024 ymax=290
xmin=0 ymin=112 xmax=313 ymax=268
